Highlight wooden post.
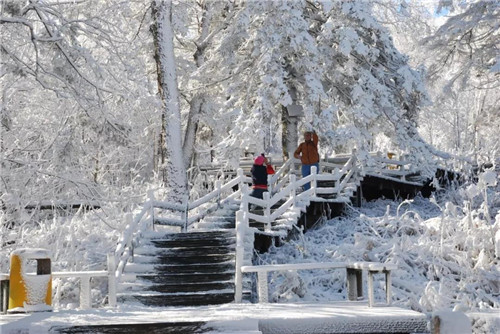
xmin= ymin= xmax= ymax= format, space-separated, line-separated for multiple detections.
xmin=124 ymin=214 xmax=134 ymax=263
xmin=234 ymin=211 xmax=245 ymax=303
xmin=263 ymin=192 xmax=271 ymax=232
xmin=240 ymin=184 xmax=249 ymax=212
xmin=215 ymin=180 xmax=222 ymax=208
xmin=257 ymin=271 xmax=268 ymax=303
xmin=311 ymin=165 xmax=317 ymax=195
xmin=107 ymin=253 xmax=117 ymax=307
xmin=147 ymin=190 xmax=155 ymax=231
xmin=367 ymin=271 xmax=374 ymax=307
xmin=0 ymin=278 xmax=8 ymax=314
xmin=290 ymin=174 xmax=297 ymax=207
xmin=80 ymin=277 xmax=91 ymax=310
xmin=346 ymin=268 xmax=363 ymax=301
xmin=385 ymin=270 xmax=392 ymax=305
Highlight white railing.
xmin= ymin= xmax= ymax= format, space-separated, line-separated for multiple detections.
xmin=53 ymin=253 xmax=116 ymax=310
xmin=115 ymin=150 xmax=424 ymax=292
xmin=114 ymin=201 xmax=154 ymax=281
xmin=150 ymin=169 xmax=250 ymax=231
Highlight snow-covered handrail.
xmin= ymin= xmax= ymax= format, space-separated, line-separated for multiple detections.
xmin=114 ymin=195 xmax=154 ymax=280
xmin=149 ymin=169 xmax=250 ymax=231
xmin=53 ymin=253 xmax=116 ymax=309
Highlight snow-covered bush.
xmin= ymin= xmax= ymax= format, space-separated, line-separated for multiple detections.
xmin=259 ymin=170 xmax=499 ymax=332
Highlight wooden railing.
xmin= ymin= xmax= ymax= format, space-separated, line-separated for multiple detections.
xmin=115 ymin=150 xmax=424 ymax=283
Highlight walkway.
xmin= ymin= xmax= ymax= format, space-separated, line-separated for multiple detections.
xmin=1 ymin=302 xmax=428 ymax=334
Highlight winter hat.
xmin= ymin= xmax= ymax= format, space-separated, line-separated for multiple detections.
xmin=254 ymin=155 xmax=265 ymax=165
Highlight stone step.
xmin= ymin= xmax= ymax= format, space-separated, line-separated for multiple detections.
xmin=138 ymin=282 xmax=235 ymax=294
xmin=136 ymin=272 xmax=235 ymax=284
xmin=51 ymin=321 xmax=210 ymax=334
xmin=134 ymin=245 xmax=235 ymax=256
xmin=119 ymin=291 xmax=249 ymax=307
xmin=149 ymin=237 xmax=235 ymax=248
xmin=133 ymin=254 xmax=235 ymax=265
xmin=124 ymin=262 xmax=235 ymax=274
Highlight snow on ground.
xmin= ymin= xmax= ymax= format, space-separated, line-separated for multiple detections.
xmin=1 ymin=301 xmax=427 ymax=334
xmin=257 ymin=173 xmax=500 ymax=334
xmin=1 ymin=171 xmax=499 ymax=333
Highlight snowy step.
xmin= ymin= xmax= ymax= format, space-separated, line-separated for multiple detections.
xmin=124 ymin=262 xmax=235 ymax=274
xmin=133 ymin=245 xmax=235 ymax=256
xmin=131 ymin=282 xmax=235 ymax=294
xmin=132 ymin=253 xmax=235 ymax=265
xmin=147 ymin=236 xmax=235 ymax=248
xmin=50 ymin=321 xmax=211 ymax=333
xmin=135 ymin=272 xmax=235 ymax=284
xmin=142 ymin=230 xmax=234 ymax=240
xmin=118 ymin=291 xmax=249 ymax=307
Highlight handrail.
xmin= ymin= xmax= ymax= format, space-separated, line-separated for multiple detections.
xmin=116 ymin=150 xmax=425 ymax=286
xmin=115 ymin=200 xmax=153 ymax=280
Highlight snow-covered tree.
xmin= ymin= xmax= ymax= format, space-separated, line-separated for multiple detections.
xmin=0 ymin=0 xmax=159 ymax=223
xmin=202 ymin=0 xmax=433 ymax=170
xmin=419 ymin=0 xmax=499 ymax=165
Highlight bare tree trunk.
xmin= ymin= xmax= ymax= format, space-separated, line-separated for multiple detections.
xmin=152 ymin=0 xmax=186 ymax=202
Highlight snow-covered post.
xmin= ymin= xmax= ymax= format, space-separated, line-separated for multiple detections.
xmin=289 ymin=174 xmax=297 ymax=207
xmin=240 ymin=183 xmax=249 ymax=212
xmin=367 ymin=271 xmax=374 ymax=307
xmin=147 ymin=190 xmax=155 ymax=231
xmin=263 ymin=191 xmax=271 ymax=232
xmin=125 ymin=213 xmax=135 ymax=263
xmin=80 ymin=277 xmax=91 ymax=310
xmin=257 ymin=271 xmax=269 ymax=303
xmin=311 ymin=165 xmax=317 ymax=196
xmin=107 ymin=253 xmax=117 ymax=307
xmin=234 ymin=210 xmax=245 ymax=303
xmin=237 ymin=168 xmax=244 ymax=199
xmin=215 ymin=180 xmax=222 ymax=208
xmin=267 ymin=174 xmax=273 ymax=195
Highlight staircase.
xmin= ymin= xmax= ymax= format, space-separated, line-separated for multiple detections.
xmin=118 ymin=207 xmax=253 ymax=307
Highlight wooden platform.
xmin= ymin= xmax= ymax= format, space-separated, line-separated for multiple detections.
xmin=0 ymin=302 xmax=429 ymax=334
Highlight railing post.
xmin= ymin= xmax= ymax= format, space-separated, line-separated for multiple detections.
xmin=107 ymin=253 xmax=117 ymax=307
xmin=385 ymin=270 xmax=392 ymax=305
xmin=124 ymin=213 xmax=134 ymax=263
xmin=237 ymin=168 xmax=244 ymax=198
xmin=182 ymin=194 xmax=189 ymax=232
xmin=267 ymin=174 xmax=273 ymax=195
xmin=257 ymin=271 xmax=269 ymax=303
xmin=263 ymin=192 xmax=271 ymax=232
xmin=215 ymin=180 xmax=222 ymax=208
xmin=234 ymin=211 xmax=245 ymax=303
xmin=240 ymin=184 xmax=249 ymax=212
xmin=289 ymin=174 xmax=297 ymax=207
xmin=147 ymin=189 xmax=155 ymax=231
xmin=80 ymin=276 xmax=91 ymax=310
xmin=311 ymin=166 xmax=317 ymax=196
xmin=367 ymin=271 xmax=374 ymax=307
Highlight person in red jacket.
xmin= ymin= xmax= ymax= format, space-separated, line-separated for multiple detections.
xmin=250 ymin=154 xmax=275 ymax=199
xmin=294 ymin=131 xmax=319 ymax=190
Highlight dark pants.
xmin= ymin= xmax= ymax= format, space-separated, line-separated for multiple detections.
xmin=250 ymin=188 xmax=267 ymax=199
